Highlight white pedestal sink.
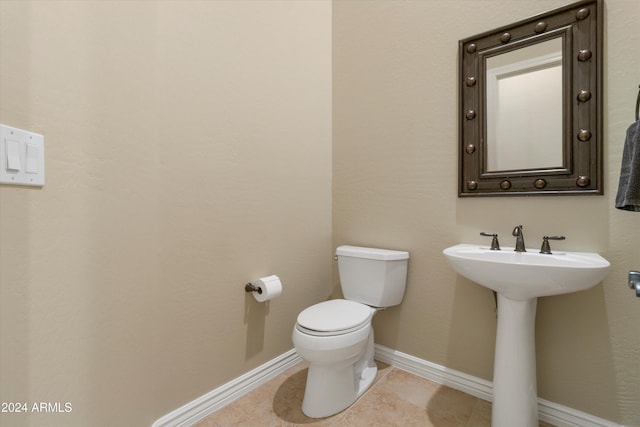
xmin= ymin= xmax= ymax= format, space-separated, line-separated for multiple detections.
xmin=443 ymin=244 xmax=610 ymax=427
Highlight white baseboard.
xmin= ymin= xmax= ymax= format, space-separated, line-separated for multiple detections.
xmin=373 ymin=343 xmax=494 ymax=401
xmin=151 ymin=349 xmax=301 ymax=427
xmin=151 ymin=345 xmax=623 ymax=427
xmin=374 ymin=344 xmax=623 ymax=427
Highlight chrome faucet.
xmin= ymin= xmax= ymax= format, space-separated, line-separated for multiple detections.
xmin=512 ymin=225 xmax=526 ymax=252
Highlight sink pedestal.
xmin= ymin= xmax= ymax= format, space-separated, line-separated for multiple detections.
xmin=443 ymin=244 xmax=611 ymax=427
xmin=492 ymin=294 xmax=538 ymax=427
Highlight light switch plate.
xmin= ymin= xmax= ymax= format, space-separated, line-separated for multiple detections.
xmin=0 ymin=124 xmax=45 ymax=186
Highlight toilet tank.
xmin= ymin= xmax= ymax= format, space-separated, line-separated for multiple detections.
xmin=336 ymin=245 xmax=409 ymax=308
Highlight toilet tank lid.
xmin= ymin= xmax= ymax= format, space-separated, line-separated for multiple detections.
xmin=336 ymin=245 xmax=409 ymax=261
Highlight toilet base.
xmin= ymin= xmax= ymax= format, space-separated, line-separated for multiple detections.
xmin=301 ymin=330 xmax=377 ymax=418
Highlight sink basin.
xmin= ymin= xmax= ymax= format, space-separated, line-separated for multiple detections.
xmin=443 ymin=243 xmax=610 ymax=427
xmin=443 ymin=243 xmax=610 ymax=300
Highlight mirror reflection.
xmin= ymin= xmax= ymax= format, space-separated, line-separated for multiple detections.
xmin=486 ymin=38 xmax=563 ymax=172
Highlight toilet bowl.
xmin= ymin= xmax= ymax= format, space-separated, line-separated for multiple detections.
xmin=292 ymin=299 xmax=377 ymax=418
xmin=291 ymin=245 xmax=409 ymax=418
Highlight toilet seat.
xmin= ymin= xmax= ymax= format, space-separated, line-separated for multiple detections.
xmin=296 ymin=299 xmax=373 ymax=337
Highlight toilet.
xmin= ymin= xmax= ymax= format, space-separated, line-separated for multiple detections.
xmin=292 ymin=245 xmax=410 ymax=418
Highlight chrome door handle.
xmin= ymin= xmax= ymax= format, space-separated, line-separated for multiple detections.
xmin=630 ymin=271 xmax=640 ymax=297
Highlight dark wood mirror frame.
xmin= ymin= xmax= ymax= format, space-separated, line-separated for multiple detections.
xmin=458 ymin=0 xmax=602 ymax=197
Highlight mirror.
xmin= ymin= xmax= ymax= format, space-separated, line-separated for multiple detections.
xmin=458 ymin=0 xmax=602 ymax=196
xmin=486 ymin=38 xmax=563 ymax=171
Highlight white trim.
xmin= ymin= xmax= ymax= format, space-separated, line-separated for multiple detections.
xmin=537 ymin=398 xmax=624 ymax=427
xmin=151 ymin=345 xmax=623 ymax=427
xmin=151 ymin=349 xmax=301 ymax=427
xmin=374 ymin=344 xmax=623 ymax=427
xmin=374 ymin=343 xmax=493 ymax=402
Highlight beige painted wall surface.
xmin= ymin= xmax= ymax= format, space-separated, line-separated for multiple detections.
xmin=0 ymin=1 xmax=331 ymax=426
xmin=1 ymin=0 xmax=639 ymax=426
xmin=333 ymin=0 xmax=639 ymax=425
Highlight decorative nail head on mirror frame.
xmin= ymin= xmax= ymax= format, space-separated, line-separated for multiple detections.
xmin=458 ymin=0 xmax=602 ymax=196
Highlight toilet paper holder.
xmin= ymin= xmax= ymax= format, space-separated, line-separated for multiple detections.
xmin=245 ymin=282 xmax=263 ymax=294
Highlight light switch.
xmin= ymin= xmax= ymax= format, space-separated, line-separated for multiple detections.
xmin=0 ymin=124 xmax=45 ymax=186
xmin=6 ymin=140 xmax=21 ymax=171
xmin=25 ymin=143 xmax=39 ymax=174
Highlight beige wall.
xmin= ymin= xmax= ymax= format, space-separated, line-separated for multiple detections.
xmin=1 ymin=0 xmax=638 ymax=426
xmin=0 ymin=1 xmax=331 ymax=426
xmin=333 ymin=0 xmax=639 ymax=425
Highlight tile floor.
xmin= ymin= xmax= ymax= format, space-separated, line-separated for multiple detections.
xmin=194 ymin=360 xmax=555 ymax=427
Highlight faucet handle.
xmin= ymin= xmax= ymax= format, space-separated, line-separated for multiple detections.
xmin=480 ymin=232 xmax=501 ymax=250
xmin=540 ymin=235 xmax=566 ymax=254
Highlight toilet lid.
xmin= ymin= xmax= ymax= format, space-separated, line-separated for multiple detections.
xmin=296 ymin=299 xmax=373 ymax=335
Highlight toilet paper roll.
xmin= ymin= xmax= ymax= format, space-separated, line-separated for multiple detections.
xmin=252 ymin=275 xmax=283 ymax=302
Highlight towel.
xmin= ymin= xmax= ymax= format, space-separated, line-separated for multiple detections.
xmin=615 ymin=120 xmax=640 ymax=211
